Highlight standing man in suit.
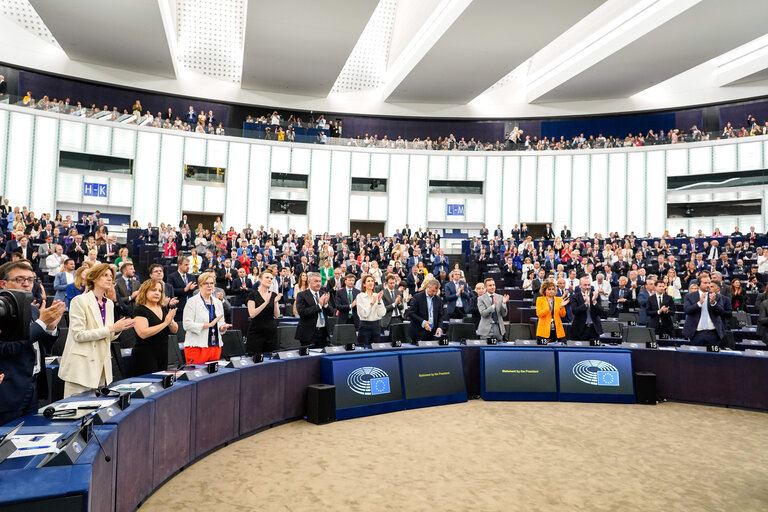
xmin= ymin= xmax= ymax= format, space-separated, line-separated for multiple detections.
xmin=647 ymin=279 xmax=675 ymax=337
xmin=115 ymin=261 xmax=141 ymax=315
xmin=479 ymin=223 xmax=489 ymax=240
xmin=555 ymin=277 xmax=573 ymax=322
xmin=402 ymin=224 xmax=412 ymax=240
xmin=381 ymin=273 xmax=404 ymax=329
xmin=444 ymin=270 xmax=471 ymax=319
xmin=682 ymin=273 xmax=727 ymax=347
xmin=477 ymin=278 xmax=508 ymax=339
xmin=637 ymin=277 xmax=656 ymax=325
xmin=168 ymin=256 xmax=197 ymax=320
xmin=98 ymin=235 xmax=119 ymax=264
xmin=335 ymin=274 xmax=360 ymax=328
xmin=66 ymin=234 xmax=88 ymax=267
xmin=561 ymin=225 xmax=572 ymax=239
xmin=608 ymin=276 xmax=634 ymax=317
xmin=570 ymin=276 xmax=603 ymax=341
xmin=408 ymin=278 xmax=444 ymax=342
xmin=295 ymin=272 xmax=334 ymax=348
xmin=544 ymin=224 xmax=556 ymax=240
xmin=0 ymin=260 xmax=66 ymax=425
xmin=707 ymin=240 xmax=721 ymax=261
xmin=493 ymin=224 xmax=504 ymax=239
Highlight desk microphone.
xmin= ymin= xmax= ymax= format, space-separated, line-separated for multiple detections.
xmin=42 ymin=405 xmax=99 ymax=419
xmin=80 ymin=412 xmax=112 ymax=463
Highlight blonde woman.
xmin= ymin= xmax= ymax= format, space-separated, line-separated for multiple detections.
xmin=369 ymin=260 xmax=383 ymax=285
xmin=666 ymin=268 xmax=682 ymax=302
xmin=59 ymin=264 xmax=135 ymax=397
xmin=356 ymin=275 xmax=386 ymax=345
xmin=182 ymin=272 xmax=230 ymax=364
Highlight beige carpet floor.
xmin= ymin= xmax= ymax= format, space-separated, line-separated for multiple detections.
xmin=140 ymin=401 xmax=768 ymax=512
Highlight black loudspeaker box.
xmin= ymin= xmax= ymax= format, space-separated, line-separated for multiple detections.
xmin=634 ymin=371 xmax=657 ymax=405
xmin=306 ymin=384 xmax=336 ymax=425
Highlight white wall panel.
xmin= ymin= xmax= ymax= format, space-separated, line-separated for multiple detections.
xmin=7 ymin=112 xmax=34 ymax=207
xmin=0 ymin=110 xmax=7 ymax=189
xmin=224 ymin=142 xmax=249 ymax=229
xmin=248 ymin=145 xmax=271 ymax=228
xmin=184 ymin=137 xmax=206 ymax=166
xmin=554 ymin=155 xmax=573 ymax=235
xmin=646 ymin=151 xmax=666 ymax=236
xmin=589 ymin=154 xmax=607 ymax=235
xmin=349 ymin=195 xmax=368 ymax=219
xmin=519 ymin=156 xmax=537 ymax=223
xmin=467 ymin=157 xmax=485 ymax=180
xmin=350 ymin=152 xmax=370 ymax=177
xmin=109 ymin=177 xmax=133 ymax=208
xmin=85 ymin=124 xmax=110 ymax=155
xmin=428 ymin=154 xmax=447 ymax=179
xmin=484 ymin=157 xmax=502 ymax=228
xmin=269 ymin=213 xmax=288 ymax=234
xmin=738 ymin=215 xmax=761 ymax=232
xmin=291 ymin=147 xmax=311 ymax=174
xmin=270 ymin=145 xmax=290 ymax=173
xmin=329 ymin=151 xmax=351 ymax=234
xmin=56 ymin=173 xmax=83 ymax=204
xmin=713 ymin=144 xmax=736 ymax=172
xmin=182 ymin=184 xmax=204 ymax=212
xmin=571 ymin=155 xmax=589 ymax=233
xmin=59 ymin=120 xmax=85 ymax=153
xmin=688 ymin=146 xmax=711 ymax=174
xmin=132 ymin=132 xmax=160 ymax=225
xmin=738 ymin=141 xmax=762 ymax=171
xmin=465 ymin=197 xmax=484 ymax=223
xmin=30 ymin=116 xmax=57 ymax=215
xmin=308 ymin=150 xmax=331 ymax=233
xmin=111 ymin=129 xmax=136 ymax=158
xmin=408 ymin=156 xmax=428 ymax=229
xmin=206 ymin=140 xmax=228 ymax=168
xmin=665 ymin=149 xmax=687 ymax=176
xmin=536 ymin=155 xmax=555 ymax=224
xmin=447 ymin=155 xmax=466 ymax=179
xmin=388 ymin=154 xmax=410 ymax=231
xmin=157 ymin=134 xmax=184 ymax=224
xmin=204 ymin=187 xmax=225 ymax=214
xmin=370 ymin=153 xmax=389 ymax=178
xmin=427 ymin=197 xmax=444 ymax=223
xmin=626 ymin=152 xmax=646 ymax=235
xmin=369 ymin=196 xmax=388 ymax=224
xmin=607 ymin=153 xmax=626 ymax=235
xmin=501 ymin=156 xmax=520 ymax=230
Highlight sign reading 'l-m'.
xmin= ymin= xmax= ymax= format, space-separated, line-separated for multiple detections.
xmin=446 ymin=204 xmax=465 ymax=216
xmin=84 ymin=182 xmax=108 ymax=198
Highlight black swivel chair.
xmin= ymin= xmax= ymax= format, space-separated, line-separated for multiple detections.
xmin=166 ymin=334 xmax=186 ymax=369
xmin=622 ymin=326 xmax=656 ymax=344
xmin=221 ymin=330 xmax=246 ymax=359
xmin=447 ymin=322 xmax=477 ymax=342
xmin=505 ymin=323 xmax=534 ymax=340
xmin=332 ymin=324 xmax=358 ymax=345
xmin=277 ymin=325 xmax=300 ymax=350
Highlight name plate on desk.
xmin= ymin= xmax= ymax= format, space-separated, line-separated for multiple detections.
xmin=743 ymin=340 xmax=765 ymax=346
xmin=178 ymin=367 xmax=209 ymax=381
xmin=567 ymin=340 xmax=593 ymax=347
xmin=274 ymin=348 xmax=310 ymax=359
xmin=678 ymin=344 xmax=719 ymax=352
xmin=416 ymin=340 xmax=439 ymax=347
xmin=745 ymin=349 xmax=768 ymax=357
xmin=226 ymin=356 xmax=257 ymax=368
xmin=323 ymin=346 xmax=346 ymax=353
xmin=463 ymin=339 xmax=487 ymax=346
xmin=621 ymin=341 xmax=658 ymax=349
xmin=514 ymin=339 xmax=537 ymax=346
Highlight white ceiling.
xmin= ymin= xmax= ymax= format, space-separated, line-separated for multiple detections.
xmin=3 ymin=0 xmax=768 ymax=117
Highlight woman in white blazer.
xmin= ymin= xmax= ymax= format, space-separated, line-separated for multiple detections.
xmin=182 ymin=272 xmax=231 ymax=364
xmin=59 ymin=263 xmax=135 ymax=397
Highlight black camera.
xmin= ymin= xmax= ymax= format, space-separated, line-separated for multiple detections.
xmin=0 ymin=289 xmax=31 ymax=341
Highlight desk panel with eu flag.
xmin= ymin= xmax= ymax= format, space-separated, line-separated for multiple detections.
xmin=480 ymin=348 xmax=558 ymax=401
xmin=557 ymin=349 xmax=635 ymax=403
xmin=400 ymin=349 xmax=467 ymax=409
xmin=321 ymin=353 xmax=405 ymax=420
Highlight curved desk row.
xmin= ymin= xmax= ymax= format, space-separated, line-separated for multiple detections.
xmin=2 ymin=343 xmax=767 ymax=512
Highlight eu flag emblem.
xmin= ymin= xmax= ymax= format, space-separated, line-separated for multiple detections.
xmin=597 ymin=371 xmax=619 ymax=386
xmin=370 ymin=377 xmax=390 ymax=395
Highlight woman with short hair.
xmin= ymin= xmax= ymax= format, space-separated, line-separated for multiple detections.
xmin=182 ymin=272 xmax=230 ymax=364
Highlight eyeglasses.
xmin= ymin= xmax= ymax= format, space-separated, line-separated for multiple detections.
xmin=7 ymin=277 xmax=38 ymax=285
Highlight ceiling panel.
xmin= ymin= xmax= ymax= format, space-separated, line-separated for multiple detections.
xmin=241 ymin=0 xmax=378 ymax=96
xmin=535 ymin=0 xmax=768 ymax=102
xmin=387 ymin=0 xmax=604 ymax=103
xmin=29 ymin=0 xmax=175 ymax=78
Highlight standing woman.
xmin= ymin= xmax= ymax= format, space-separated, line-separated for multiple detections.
xmin=66 ymin=265 xmax=89 ymax=309
xmin=59 ymin=264 xmax=135 ymax=397
xmin=246 ymin=269 xmax=282 ymax=354
xmin=182 ymin=273 xmax=230 ymax=364
xmin=535 ymin=281 xmax=569 ymax=344
xmin=132 ymin=279 xmax=178 ymax=375
xmin=292 ymin=272 xmax=310 ymax=316
xmin=730 ymin=279 xmax=748 ymax=312
xmin=356 ymin=275 xmax=386 ymax=345
xmin=319 ymin=257 xmax=333 ymax=287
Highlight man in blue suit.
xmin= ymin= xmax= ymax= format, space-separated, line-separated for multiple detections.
xmin=555 ymin=277 xmax=573 ymax=322
xmin=408 ymin=278 xmax=444 ymax=342
xmin=637 ymin=277 xmax=656 ymax=325
xmin=682 ymin=273 xmax=727 ymax=346
xmin=570 ymin=276 xmax=603 ymax=341
xmin=444 ymin=270 xmax=471 ymax=319
xmin=335 ymin=274 xmax=360 ymax=328
xmin=0 ymin=260 xmax=66 ymax=425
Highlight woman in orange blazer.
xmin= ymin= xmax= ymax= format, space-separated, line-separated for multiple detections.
xmin=535 ymin=281 xmax=569 ymax=343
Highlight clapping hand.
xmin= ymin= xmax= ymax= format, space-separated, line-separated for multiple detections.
xmin=164 ymin=308 xmax=177 ymax=325
xmin=502 ymin=294 xmax=510 ymax=304
xmin=275 ymin=292 xmax=283 ymax=302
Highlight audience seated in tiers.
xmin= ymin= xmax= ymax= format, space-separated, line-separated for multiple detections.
xmin=12 ymin=91 xmax=768 ymax=151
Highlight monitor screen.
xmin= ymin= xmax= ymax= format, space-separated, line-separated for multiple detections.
xmin=557 ymin=350 xmax=635 ymax=403
xmin=481 ymin=348 xmax=557 ymax=400
xmin=400 ymin=350 xmax=466 ymax=400
xmin=323 ymin=354 xmax=404 ymax=410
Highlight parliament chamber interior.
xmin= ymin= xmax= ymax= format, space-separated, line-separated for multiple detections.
xmin=1 ymin=1 xmax=768 ymax=511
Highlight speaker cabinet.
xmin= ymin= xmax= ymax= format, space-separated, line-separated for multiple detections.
xmin=306 ymin=384 xmax=336 ymax=425
xmin=634 ymin=371 xmax=657 ymax=405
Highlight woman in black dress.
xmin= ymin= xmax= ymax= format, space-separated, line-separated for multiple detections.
xmin=246 ymin=269 xmax=282 ymax=355
xmin=132 ymin=279 xmax=178 ymax=375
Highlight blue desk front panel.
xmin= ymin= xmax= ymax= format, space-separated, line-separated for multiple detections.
xmin=400 ymin=349 xmax=467 ymax=409
xmin=322 ymin=352 xmax=405 ymax=420
xmin=480 ymin=347 xmax=558 ymax=401
xmin=557 ymin=349 xmax=635 ymax=404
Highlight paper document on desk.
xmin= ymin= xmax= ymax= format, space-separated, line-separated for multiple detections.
xmin=8 ymin=433 xmax=62 ymax=458
xmin=109 ymin=382 xmax=153 ymax=393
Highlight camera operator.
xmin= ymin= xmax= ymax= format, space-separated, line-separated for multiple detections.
xmin=0 ymin=260 xmax=66 ymax=425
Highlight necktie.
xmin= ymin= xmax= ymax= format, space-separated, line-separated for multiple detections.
xmin=584 ymin=294 xmax=592 ymax=325
xmin=491 ymin=295 xmax=499 ymax=324
xmin=427 ymin=296 xmax=434 ymax=326
xmin=701 ymin=293 xmax=709 ymax=329
xmin=183 ymin=273 xmax=187 ymax=285
xmin=347 ymin=289 xmax=353 ymax=318
xmin=315 ymin=292 xmax=325 ymax=327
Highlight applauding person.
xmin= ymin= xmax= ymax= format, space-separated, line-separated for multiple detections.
xmin=246 ymin=269 xmax=281 ymax=355
xmin=356 ymin=275 xmax=386 ymax=345
xmin=132 ymin=279 xmax=179 ymax=375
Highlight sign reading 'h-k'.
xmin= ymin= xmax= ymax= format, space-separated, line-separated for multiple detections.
xmin=83 ymin=182 xmax=108 ymax=198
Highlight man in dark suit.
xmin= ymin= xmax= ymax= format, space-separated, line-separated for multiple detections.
xmin=443 ymin=270 xmax=471 ymax=319
xmin=115 ymin=262 xmax=141 ymax=315
xmin=637 ymin=278 xmax=656 ymax=325
xmin=402 ymin=224 xmax=412 ymax=240
xmin=406 ymin=266 xmax=422 ymax=296
xmin=493 ymin=224 xmax=504 ymax=239
xmin=706 ymin=240 xmax=721 ymax=261
xmin=544 ymin=223 xmax=555 ymax=240
xmin=647 ymin=280 xmax=675 ymax=336
xmin=66 ymin=234 xmax=88 ymax=267
xmin=608 ymin=276 xmax=635 ymax=317
xmin=381 ymin=274 xmax=404 ymax=329
xmin=561 ymin=225 xmax=572 ymax=239
xmin=230 ymin=268 xmax=251 ymax=299
xmin=168 ymin=256 xmax=197 ymax=320
xmin=570 ymin=276 xmax=603 ymax=341
xmin=0 ymin=260 xmax=66 ymax=425
xmin=295 ymin=272 xmax=334 ymax=348
xmin=335 ymin=274 xmax=360 ymax=328
xmin=98 ymin=236 xmax=119 ymax=264
xmin=479 ymin=224 xmax=489 ymax=240
xmin=555 ymin=278 xmax=573 ymax=322
xmin=407 ymin=278 xmax=444 ymax=342
xmin=682 ymin=273 xmax=726 ymax=346
xmin=216 ymin=259 xmax=236 ymax=290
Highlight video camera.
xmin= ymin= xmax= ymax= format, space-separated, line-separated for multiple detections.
xmin=0 ymin=289 xmax=32 ymax=341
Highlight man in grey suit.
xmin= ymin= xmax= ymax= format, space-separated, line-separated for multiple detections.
xmin=381 ymin=273 xmax=404 ymax=329
xmin=477 ymin=278 xmax=509 ymax=339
